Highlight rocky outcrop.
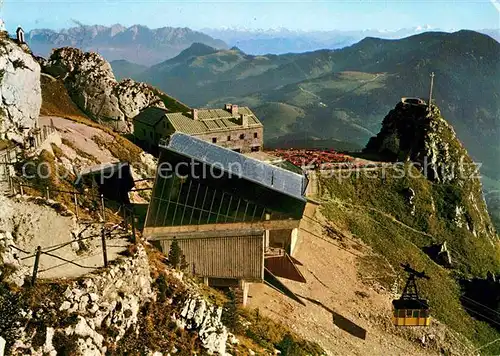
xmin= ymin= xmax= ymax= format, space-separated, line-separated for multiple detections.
xmin=8 ymin=245 xmax=155 ymax=355
xmin=423 ymin=242 xmax=452 ymax=268
xmin=0 ymin=37 xmax=42 ymax=142
xmin=2 ymin=243 xmax=239 ymax=355
xmin=365 ymin=103 xmax=471 ymax=183
xmin=0 ymin=230 xmax=30 ymax=287
xmin=43 ymin=47 xmax=165 ymax=131
xmin=175 ymin=296 xmax=228 ymax=355
xmin=366 ymin=101 xmax=497 ymax=240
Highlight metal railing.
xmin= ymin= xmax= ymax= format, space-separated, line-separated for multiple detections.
xmin=4 ymin=181 xmax=140 ymax=286
xmin=9 ymin=226 xmax=119 ymax=286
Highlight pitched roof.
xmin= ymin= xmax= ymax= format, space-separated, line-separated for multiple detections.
xmin=79 ymin=162 xmax=130 ymax=176
xmin=165 ymin=107 xmax=263 ymax=135
xmin=161 ymin=133 xmax=307 ymax=201
xmin=134 ymin=107 xmax=168 ymax=127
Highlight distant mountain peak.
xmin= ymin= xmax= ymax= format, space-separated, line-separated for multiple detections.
xmin=177 ymin=42 xmax=218 ymax=58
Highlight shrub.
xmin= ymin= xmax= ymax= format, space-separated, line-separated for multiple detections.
xmin=167 ymin=237 xmax=188 ymax=270
xmin=221 ymin=289 xmax=240 ymax=332
xmin=0 ymin=284 xmax=27 ymax=351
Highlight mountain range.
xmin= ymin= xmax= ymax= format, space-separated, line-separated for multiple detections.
xmin=23 ymin=24 xmax=500 ymax=65
xmin=25 ymin=24 xmax=228 ymax=66
xmin=202 ymin=27 xmax=500 ymax=55
xmin=114 ymin=31 xmax=500 ymax=182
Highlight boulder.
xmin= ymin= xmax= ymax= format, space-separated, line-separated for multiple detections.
xmin=423 ymin=242 xmax=452 ymax=268
xmin=0 ymin=336 xmax=5 ymax=356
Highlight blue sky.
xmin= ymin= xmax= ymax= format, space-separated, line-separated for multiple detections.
xmin=2 ymin=0 xmax=499 ymax=32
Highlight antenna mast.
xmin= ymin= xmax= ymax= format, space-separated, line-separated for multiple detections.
xmin=428 ymin=72 xmax=435 ymax=110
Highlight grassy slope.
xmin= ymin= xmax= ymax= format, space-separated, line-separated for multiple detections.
xmin=319 ymin=165 xmax=500 ymax=353
xmin=40 ymin=74 xmax=89 ymax=120
xmin=110 ymin=59 xmax=147 ymax=80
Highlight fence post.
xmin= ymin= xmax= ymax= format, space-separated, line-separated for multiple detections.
xmin=101 ymin=225 xmax=108 ymax=267
xmin=31 ymin=246 xmax=42 ymax=286
xmin=8 ymin=173 xmax=12 ymax=195
xmin=73 ymin=192 xmax=79 ymax=222
xmin=46 ymin=186 xmax=50 ymax=200
xmin=131 ymin=208 xmax=137 ymax=243
xmin=100 ymin=194 xmax=105 ymax=222
xmin=122 ymin=205 xmax=128 ymax=227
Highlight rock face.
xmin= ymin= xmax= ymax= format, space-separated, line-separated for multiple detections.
xmin=8 ymin=245 xmax=155 ymax=356
xmin=43 ymin=47 xmax=165 ymax=131
xmin=176 ymin=296 xmax=229 ymax=355
xmin=423 ymin=242 xmax=452 ymax=268
xmin=366 ymin=101 xmax=497 ymax=240
xmin=3 ymin=243 xmax=236 ymax=355
xmin=0 ymin=37 xmax=42 ymax=142
xmin=365 ymin=102 xmax=471 ymax=183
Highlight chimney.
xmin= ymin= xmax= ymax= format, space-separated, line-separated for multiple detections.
xmin=240 ymin=114 xmax=249 ymax=128
xmin=192 ymin=108 xmax=198 ymax=120
xmin=231 ymin=104 xmax=239 ymax=116
xmin=224 ymin=103 xmax=232 ymax=111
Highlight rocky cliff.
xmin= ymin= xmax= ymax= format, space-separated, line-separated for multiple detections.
xmin=0 ymin=37 xmax=41 ymax=142
xmin=365 ymin=101 xmax=497 ymax=241
xmin=365 ymin=103 xmax=468 ymax=182
xmin=42 ymin=47 xmax=166 ymax=132
xmin=0 ymin=244 xmax=238 ymax=355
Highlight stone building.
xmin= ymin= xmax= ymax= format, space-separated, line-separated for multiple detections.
xmin=133 ymin=104 xmax=263 ymax=153
xmin=143 ymin=133 xmax=307 ymax=305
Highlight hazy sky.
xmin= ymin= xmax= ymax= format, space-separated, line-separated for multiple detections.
xmin=2 ymin=0 xmax=499 ymax=33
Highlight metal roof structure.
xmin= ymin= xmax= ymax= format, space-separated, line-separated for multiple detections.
xmin=134 ymin=107 xmax=169 ymax=127
xmin=78 ymin=161 xmax=129 ymax=176
xmin=161 ymin=133 xmax=307 ymax=201
xmin=166 ymin=106 xmax=262 ymax=135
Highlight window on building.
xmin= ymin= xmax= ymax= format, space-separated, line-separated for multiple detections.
xmin=254 ymin=132 xmax=258 ymax=139
xmin=239 ymin=133 xmax=245 ymax=140
xmin=227 ymin=135 xmax=231 ymax=141
xmin=233 ymin=148 xmax=241 ymax=153
xmin=251 ymin=146 xmax=260 ymax=152
xmin=149 ymin=131 xmax=153 ymax=138
xmin=212 ymin=137 xmax=217 ymax=143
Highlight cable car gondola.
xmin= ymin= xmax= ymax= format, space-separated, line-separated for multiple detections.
xmin=392 ymin=263 xmax=431 ymax=326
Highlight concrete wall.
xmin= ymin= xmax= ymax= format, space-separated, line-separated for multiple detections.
xmin=290 ymin=228 xmax=299 ymax=256
xmin=268 ymin=228 xmax=299 ymax=256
